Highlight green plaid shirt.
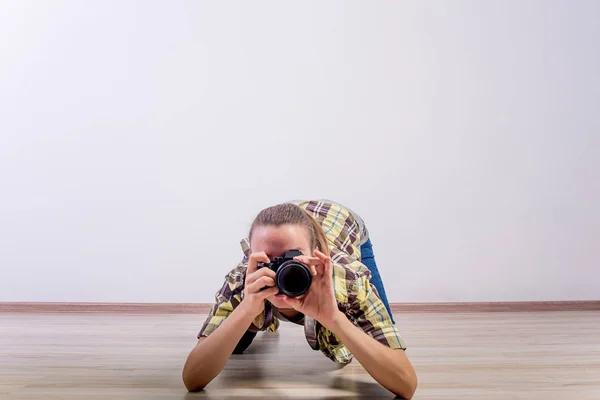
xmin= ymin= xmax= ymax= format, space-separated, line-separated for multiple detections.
xmin=198 ymin=200 xmax=406 ymax=364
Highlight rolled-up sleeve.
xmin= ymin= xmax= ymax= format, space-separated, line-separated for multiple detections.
xmin=198 ymin=266 xmax=245 ymax=338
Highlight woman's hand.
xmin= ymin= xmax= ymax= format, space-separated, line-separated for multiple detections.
xmin=182 ymin=252 xmax=278 ymax=392
xmin=239 ymin=252 xmax=280 ymax=319
xmin=278 ymin=249 xmax=342 ymax=328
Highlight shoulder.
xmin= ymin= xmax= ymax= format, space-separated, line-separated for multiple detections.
xmin=213 ymin=261 xmax=247 ymax=303
xmin=225 ymin=261 xmax=248 ymax=284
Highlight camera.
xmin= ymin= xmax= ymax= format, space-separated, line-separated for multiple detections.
xmin=257 ymin=250 xmax=312 ymax=297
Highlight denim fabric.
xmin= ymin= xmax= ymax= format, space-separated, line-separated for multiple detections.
xmin=359 ymin=238 xmax=395 ymax=324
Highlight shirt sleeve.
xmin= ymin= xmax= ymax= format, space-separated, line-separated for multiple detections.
xmin=346 ymin=274 xmax=407 ymax=350
xmin=197 ymin=264 xmax=246 ymax=339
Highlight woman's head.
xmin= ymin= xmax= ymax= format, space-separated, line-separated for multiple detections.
xmin=248 ymin=203 xmax=329 ymax=312
xmin=249 ymin=203 xmax=330 ymax=259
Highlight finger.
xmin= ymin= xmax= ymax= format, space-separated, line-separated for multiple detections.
xmin=313 ymin=249 xmax=330 ymax=263
xmin=282 ymin=296 xmax=302 ymax=311
xmin=247 ymin=276 xmax=276 ymax=294
xmin=294 ymin=255 xmax=322 ymax=276
xmin=314 ymin=249 xmax=333 ymax=277
xmin=294 ymin=256 xmax=323 ymax=266
xmin=247 ymin=252 xmax=270 ymax=275
xmin=246 ymin=266 xmax=276 ymax=285
xmin=274 ymin=293 xmax=303 ymax=300
xmin=311 ymin=262 xmax=325 ymax=278
xmin=258 ymin=286 xmax=279 ymax=300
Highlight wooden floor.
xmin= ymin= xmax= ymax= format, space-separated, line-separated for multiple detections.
xmin=0 ymin=312 xmax=598 ymax=399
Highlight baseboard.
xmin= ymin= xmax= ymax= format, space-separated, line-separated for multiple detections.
xmin=0 ymin=302 xmax=213 ymax=313
xmin=0 ymin=301 xmax=598 ymax=314
xmin=390 ymin=301 xmax=600 ymax=313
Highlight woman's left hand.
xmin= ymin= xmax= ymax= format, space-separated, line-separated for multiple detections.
xmin=276 ymin=249 xmax=342 ymax=328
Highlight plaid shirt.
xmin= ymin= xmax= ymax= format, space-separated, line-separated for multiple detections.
xmin=198 ymin=200 xmax=406 ymax=364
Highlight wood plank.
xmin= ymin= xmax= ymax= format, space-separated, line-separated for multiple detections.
xmin=0 ymin=312 xmax=598 ymax=399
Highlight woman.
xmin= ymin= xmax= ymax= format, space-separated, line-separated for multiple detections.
xmin=182 ymin=200 xmax=417 ymax=398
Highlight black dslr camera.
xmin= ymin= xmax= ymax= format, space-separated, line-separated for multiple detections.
xmin=257 ymin=250 xmax=312 ymax=297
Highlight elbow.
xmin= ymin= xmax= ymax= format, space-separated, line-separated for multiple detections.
xmin=389 ymin=349 xmax=418 ymax=399
xmin=395 ymin=371 xmax=418 ymax=399
xmin=182 ymin=375 xmax=205 ymax=392
xmin=182 ymin=367 xmax=206 ymax=392
xmin=185 ymin=383 xmax=205 ymax=393
xmin=402 ymin=380 xmax=418 ymax=399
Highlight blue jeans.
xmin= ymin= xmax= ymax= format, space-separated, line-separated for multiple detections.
xmin=359 ymin=238 xmax=395 ymax=324
xmin=233 ymin=239 xmax=395 ymax=354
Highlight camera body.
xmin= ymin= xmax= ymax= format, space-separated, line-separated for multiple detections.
xmin=257 ymin=250 xmax=312 ymax=297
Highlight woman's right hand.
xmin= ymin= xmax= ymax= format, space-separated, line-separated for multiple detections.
xmin=182 ymin=252 xmax=279 ymax=392
xmin=240 ymin=252 xmax=279 ymax=319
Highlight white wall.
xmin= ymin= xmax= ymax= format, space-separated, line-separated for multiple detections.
xmin=1 ymin=0 xmax=598 ymax=303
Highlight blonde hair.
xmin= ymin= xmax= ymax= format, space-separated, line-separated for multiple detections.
xmin=249 ymin=203 xmax=330 ymax=256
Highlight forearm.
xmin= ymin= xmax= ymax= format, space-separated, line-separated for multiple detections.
xmin=325 ymin=313 xmax=417 ymax=399
xmin=182 ymin=305 xmax=255 ymax=391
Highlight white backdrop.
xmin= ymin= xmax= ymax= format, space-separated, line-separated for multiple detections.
xmin=1 ymin=1 xmax=599 ymax=303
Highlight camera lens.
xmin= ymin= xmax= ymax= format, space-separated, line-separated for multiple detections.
xmin=276 ymin=261 xmax=312 ymax=297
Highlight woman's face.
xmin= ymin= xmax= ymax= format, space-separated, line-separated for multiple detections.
xmin=250 ymin=224 xmax=312 ymax=310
